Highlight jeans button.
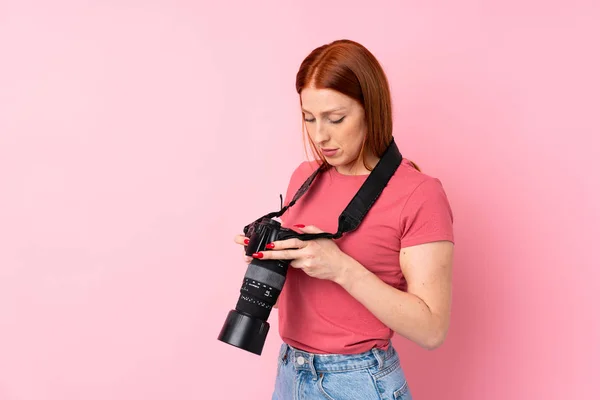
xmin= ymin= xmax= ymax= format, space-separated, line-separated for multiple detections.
xmin=296 ymin=355 xmax=305 ymax=365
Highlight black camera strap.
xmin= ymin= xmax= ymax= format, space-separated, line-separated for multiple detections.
xmin=249 ymin=137 xmax=403 ymax=241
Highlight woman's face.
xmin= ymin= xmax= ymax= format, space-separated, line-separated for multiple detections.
xmin=300 ymin=86 xmax=371 ymax=175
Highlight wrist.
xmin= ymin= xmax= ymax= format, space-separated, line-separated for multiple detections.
xmin=334 ymin=254 xmax=370 ymax=291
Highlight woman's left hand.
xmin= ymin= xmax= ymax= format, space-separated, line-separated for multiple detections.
xmin=251 ymin=224 xmax=352 ymax=283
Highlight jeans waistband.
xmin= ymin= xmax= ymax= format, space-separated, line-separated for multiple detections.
xmin=278 ymin=342 xmax=397 ymax=374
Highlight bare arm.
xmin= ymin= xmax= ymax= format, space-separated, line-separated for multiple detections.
xmin=335 ymin=240 xmax=454 ymax=350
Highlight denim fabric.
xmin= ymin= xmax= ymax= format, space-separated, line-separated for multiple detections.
xmin=271 ymin=342 xmax=412 ymax=400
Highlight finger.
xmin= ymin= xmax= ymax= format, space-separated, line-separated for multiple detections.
xmin=244 ymin=256 xmax=252 ymax=263
xmin=294 ymin=224 xmax=324 ymax=234
xmin=269 ymin=237 xmax=307 ymax=250
xmin=234 ymin=234 xmax=249 ymax=246
xmin=252 ymin=249 xmax=301 ymax=260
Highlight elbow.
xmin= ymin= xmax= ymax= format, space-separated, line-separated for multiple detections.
xmin=423 ymin=336 xmax=444 ymax=351
xmin=421 ymin=328 xmax=448 ymax=351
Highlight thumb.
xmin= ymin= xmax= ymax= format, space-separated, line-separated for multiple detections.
xmin=294 ymin=224 xmax=323 ymax=234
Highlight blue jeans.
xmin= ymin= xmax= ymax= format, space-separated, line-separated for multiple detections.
xmin=272 ymin=342 xmax=413 ymax=400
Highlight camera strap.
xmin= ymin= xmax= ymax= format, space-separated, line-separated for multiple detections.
xmin=251 ymin=137 xmax=403 ymax=241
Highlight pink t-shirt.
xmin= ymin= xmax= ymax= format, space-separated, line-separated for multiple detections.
xmin=277 ymin=158 xmax=454 ymax=354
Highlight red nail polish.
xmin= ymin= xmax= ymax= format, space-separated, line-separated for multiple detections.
xmin=252 ymin=252 xmax=263 ymax=258
xmin=244 ymin=238 xmax=249 ymax=245
xmin=266 ymin=243 xmax=275 ymax=249
xmin=294 ymin=224 xmax=305 ymax=228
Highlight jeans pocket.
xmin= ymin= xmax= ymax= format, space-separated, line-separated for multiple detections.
xmin=369 ymin=359 xmax=412 ymax=400
xmin=317 ymin=374 xmax=336 ymax=400
xmin=393 ymin=380 xmax=411 ymax=400
xmin=317 ymin=370 xmax=381 ymax=400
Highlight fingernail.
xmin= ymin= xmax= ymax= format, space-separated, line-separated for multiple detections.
xmin=244 ymin=238 xmax=249 ymax=245
xmin=252 ymin=252 xmax=263 ymax=258
xmin=294 ymin=224 xmax=305 ymax=228
xmin=266 ymin=243 xmax=275 ymax=249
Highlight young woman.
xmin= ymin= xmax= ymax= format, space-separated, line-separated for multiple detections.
xmin=234 ymin=39 xmax=454 ymax=400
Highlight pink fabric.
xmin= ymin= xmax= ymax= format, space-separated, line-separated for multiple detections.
xmin=278 ymin=158 xmax=455 ymax=354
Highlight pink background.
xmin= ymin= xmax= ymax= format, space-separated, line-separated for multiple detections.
xmin=1 ymin=1 xmax=598 ymax=399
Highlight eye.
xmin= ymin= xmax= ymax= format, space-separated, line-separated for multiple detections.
xmin=304 ymin=117 xmax=316 ymax=123
xmin=330 ymin=116 xmax=345 ymax=124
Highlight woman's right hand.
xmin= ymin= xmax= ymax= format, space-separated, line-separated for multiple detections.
xmin=234 ymin=234 xmax=253 ymax=264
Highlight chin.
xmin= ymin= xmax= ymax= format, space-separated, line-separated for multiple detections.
xmin=324 ymin=157 xmax=345 ymax=167
xmin=326 ymin=154 xmax=353 ymax=165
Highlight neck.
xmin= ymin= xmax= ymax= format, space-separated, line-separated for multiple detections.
xmin=334 ymin=153 xmax=380 ymax=176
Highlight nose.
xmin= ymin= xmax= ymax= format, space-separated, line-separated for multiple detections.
xmin=313 ymin=121 xmax=329 ymax=145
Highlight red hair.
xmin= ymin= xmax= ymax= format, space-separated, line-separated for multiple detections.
xmin=295 ymin=39 xmax=416 ymax=171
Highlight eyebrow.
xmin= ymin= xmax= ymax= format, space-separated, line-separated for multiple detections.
xmin=301 ymin=106 xmax=347 ymax=115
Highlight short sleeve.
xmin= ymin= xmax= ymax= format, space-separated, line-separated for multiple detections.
xmin=399 ymin=177 xmax=454 ymax=248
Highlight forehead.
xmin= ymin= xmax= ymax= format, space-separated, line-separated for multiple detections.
xmin=300 ymin=87 xmax=355 ymax=112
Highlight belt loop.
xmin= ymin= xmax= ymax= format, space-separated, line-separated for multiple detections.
xmin=279 ymin=343 xmax=289 ymax=364
xmin=308 ymin=353 xmax=318 ymax=380
xmin=372 ymin=348 xmax=384 ymax=370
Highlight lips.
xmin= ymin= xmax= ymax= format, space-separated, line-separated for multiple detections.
xmin=321 ymin=148 xmax=338 ymax=156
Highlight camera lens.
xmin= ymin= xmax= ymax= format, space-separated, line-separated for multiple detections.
xmin=218 ymin=219 xmax=289 ymax=355
xmin=236 ymin=258 xmax=288 ymax=320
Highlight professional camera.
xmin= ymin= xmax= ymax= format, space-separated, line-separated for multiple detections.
xmin=217 ymin=216 xmax=301 ymax=355
xmin=217 ymin=137 xmax=402 ymax=356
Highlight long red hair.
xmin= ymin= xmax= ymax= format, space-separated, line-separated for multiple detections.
xmin=295 ymin=39 xmax=417 ymax=171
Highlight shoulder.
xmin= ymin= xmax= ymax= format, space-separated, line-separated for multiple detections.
xmin=287 ymin=160 xmax=321 ymax=187
xmin=391 ymin=158 xmax=451 ymax=203
xmin=384 ymin=158 xmax=442 ymax=197
xmin=290 ymin=160 xmax=320 ymax=179
xmin=388 ymin=157 xmax=454 ymax=225
xmin=392 ymin=159 xmax=455 ymax=245
xmin=282 ymin=160 xmax=322 ymax=203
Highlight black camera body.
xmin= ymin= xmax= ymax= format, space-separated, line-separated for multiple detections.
xmin=243 ymin=217 xmax=299 ymax=258
xmin=217 ymin=217 xmax=300 ymax=355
